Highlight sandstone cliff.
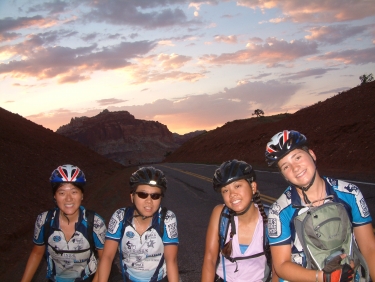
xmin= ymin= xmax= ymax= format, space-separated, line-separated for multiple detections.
xmin=56 ymin=109 xmax=179 ymax=165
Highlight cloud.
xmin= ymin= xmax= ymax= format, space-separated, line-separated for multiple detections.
xmin=27 ymin=79 xmax=301 ymax=132
xmin=214 ymin=35 xmax=238 ymax=44
xmin=97 ymin=98 xmax=127 ymax=106
xmin=318 ymin=87 xmax=350 ymax=95
xmin=127 ymin=53 xmax=204 ymax=83
xmin=311 ymin=46 xmax=375 ymax=65
xmin=280 ymin=67 xmax=339 ymax=80
xmin=27 ymin=0 xmax=71 ymax=15
xmin=0 ymin=40 xmax=157 ymax=83
xmin=0 ymin=16 xmax=54 ymax=33
xmin=305 ymin=24 xmax=368 ymax=44
xmin=85 ymin=1 xmax=202 ymax=29
xmin=200 ymin=38 xmax=319 ymax=67
xmin=157 ymin=53 xmax=192 ymax=70
xmin=237 ymin=0 xmax=375 ymax=23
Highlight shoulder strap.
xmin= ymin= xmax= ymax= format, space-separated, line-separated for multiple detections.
xmin=218 ymin=205 xmax=231 ymax=249
xmin=43 ymin=209 xmax=55 ymax=245
xmin=159 ymin=207 xmax=168 ymax=238
xmin=85 ymin=210 xmax=95 ymax=254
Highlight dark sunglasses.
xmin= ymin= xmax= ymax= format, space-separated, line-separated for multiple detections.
xmin=134 ymin=191 xmax=163 ymax=200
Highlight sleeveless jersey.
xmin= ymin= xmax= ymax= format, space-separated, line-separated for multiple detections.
xmin=216 ymin=208 xmax=267 ymax=282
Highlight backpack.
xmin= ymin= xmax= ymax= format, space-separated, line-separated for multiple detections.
xmin=218 ymin=205 xmax=272 ymax=282
xmin=43 ymin=208 xmax=96 ymax=256
xmin=294 ymin=200 xmax=370 ymax=282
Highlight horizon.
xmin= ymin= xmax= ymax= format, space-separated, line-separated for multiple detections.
xmin=1 ymin=1 xmax=374 ymax=134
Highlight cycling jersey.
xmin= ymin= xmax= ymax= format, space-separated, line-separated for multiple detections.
xmin=267 ymin=177 xmax=372 ymax=280
xmin=106 ymin=206 xmax=179 ymax=282
xmin=33 ymin=206 xmax=106 ymax=281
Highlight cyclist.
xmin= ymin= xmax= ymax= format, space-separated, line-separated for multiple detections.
xmin=98 ymin=166 xmax=179 ymax=282
xmin=265 ymin=130 xmax=375 ymax=282
xmin=21 ymin=164 xmax=107 ymax=282
xmin=201 ymin=159 xmax=275 ymax=282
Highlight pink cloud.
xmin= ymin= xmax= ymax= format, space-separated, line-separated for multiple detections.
xmin=200 ymin=38 xmax=318 ymax=67
xmin=311 ymin=47 xmax=375 ymax=65
xmin=237 ymin=0 xmax=375 ymax=23
xmin=0 ymin=40 xmax=157 ymax=83
xmin=305 ymin=24 xmax=368 ymax=44
xmin=214 ymin=35 xmax=238 ymax=44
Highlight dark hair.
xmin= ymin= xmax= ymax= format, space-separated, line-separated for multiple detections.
xmin=52 ymin=183 xmax=84 ymax=195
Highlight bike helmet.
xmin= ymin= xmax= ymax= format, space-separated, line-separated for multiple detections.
xmin=50 ymin=164 xmax=86 ymax=193
xmin=265 ymin=130 xmax=307 ymax=167
xmin=129 ymin=166 xmax=167 ymax=193
xmin=213 ymin=159 xmax=256 ymax=192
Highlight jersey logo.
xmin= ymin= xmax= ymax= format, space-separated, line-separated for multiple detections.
xmin=53 ymin=235 xmax=62 ymax=242
xmin=126 ymin=231 xmax=135 ymax=238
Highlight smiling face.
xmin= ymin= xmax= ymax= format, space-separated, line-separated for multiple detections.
xmin=131 ymin=184 xmax=162 ymax=217
xmin=54 ymin=183 xmax=83 ymax=216
xmin=278 ymin=148 xmax=317 ymax=187
xmin=221 ymin=179 xmax=255 ymax=213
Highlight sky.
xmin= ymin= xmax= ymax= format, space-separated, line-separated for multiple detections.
xmin=1 ymin=0 xmax=374 ymax=134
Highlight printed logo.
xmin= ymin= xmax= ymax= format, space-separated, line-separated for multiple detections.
xmin=344 ymin=183 xmax=359 ymax=194
xmin=268 ymin=218 xmax=278 ymax=237
xmin=167 ymin=222 xmax=178 ymax=239
xmin=270 ymin=203 xmax=281 ymax=216
xmin=126 ymin=231 xmax=135 ymax=238
xmin=359 ymin=198 xmax=370 ymax=217
xmin=53 ymin=235 xmax=62 ymax=242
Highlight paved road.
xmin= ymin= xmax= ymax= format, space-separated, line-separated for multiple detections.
xmin=155 ymin=163 xmax=375 ymax=282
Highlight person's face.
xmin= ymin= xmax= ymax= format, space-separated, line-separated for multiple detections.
xmin=54 ymin=183 xmax=83 ymax=216
xmin=131 ymin=185 xmax=162 ymax=217
xmin=278 ymin=148 xmax=317 ymax=187
xmin=221 ymin=179 xmax=256 ymax=213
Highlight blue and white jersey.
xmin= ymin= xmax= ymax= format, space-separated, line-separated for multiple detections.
xmin=106 ymin=207 xmax=179 ymax=282
xmin=267 ymin=177 xmax=372 ymax=269
xmin=33 ymin=206 xmax=106 ymax=281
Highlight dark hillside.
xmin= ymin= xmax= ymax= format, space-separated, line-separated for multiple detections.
xmin=165 ymin=81 xmax=375 ymax=182
xmin=0 ymin=107 xmax=128 ymax=280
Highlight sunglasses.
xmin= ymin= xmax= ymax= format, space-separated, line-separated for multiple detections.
xmin=134 ymin=191 xmax=163 ymax=200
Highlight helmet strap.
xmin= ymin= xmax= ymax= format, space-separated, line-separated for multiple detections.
xmin=133 ymin=206 xmax=153 ymax=220
xmin=293 ymin=168 xmax=317 ymax=204
xmin=236 ymin=200 xmax=253 ymax=216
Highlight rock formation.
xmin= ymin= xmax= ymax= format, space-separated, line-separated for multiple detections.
xmin=56 ymin=109 xmax=179 ymax=165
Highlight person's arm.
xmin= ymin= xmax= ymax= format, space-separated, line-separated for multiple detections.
xmin=271 ymin=245 xmax=322 ymax=282
xmin=92 ymin=249 xmax=104 ymax=282
xmin=97 ymin=240 xmax=118 ymax=282
xmin=20 ymin=244 xmax=45 ymax=282
xmin=354 ymin=223 xmax=375 ymax=281
xmin=164 ymin=244 xmax=179 ymax=282
xmin=201 ymin=205 xmax=222 ymax=282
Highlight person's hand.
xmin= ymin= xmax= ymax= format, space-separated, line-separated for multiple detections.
xmin=322 ymin=254 xmax=354 ymax=282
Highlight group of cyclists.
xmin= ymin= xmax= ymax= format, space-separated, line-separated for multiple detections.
xmin=20 ymin=129 xmax=374 ymax=282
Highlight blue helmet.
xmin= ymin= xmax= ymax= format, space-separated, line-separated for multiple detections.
xmin=213 ymin=159 xmax=256 ymax=192
xmin=265 ymin=130 xmax=307 ymax=167
xmin=50 ymin=164 xmax=86 ymax=187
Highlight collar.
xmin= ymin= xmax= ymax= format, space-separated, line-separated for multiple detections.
xmin=289 ymin=177 xmax=336 ymax=207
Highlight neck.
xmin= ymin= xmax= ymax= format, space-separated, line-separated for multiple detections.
xmin=60 ymin=210 xmax=79 ymax=225
xmin=297 ymin=173 xmax=326 ymax=205
xmin=237 ymin=203 xmax=258 ymax=222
